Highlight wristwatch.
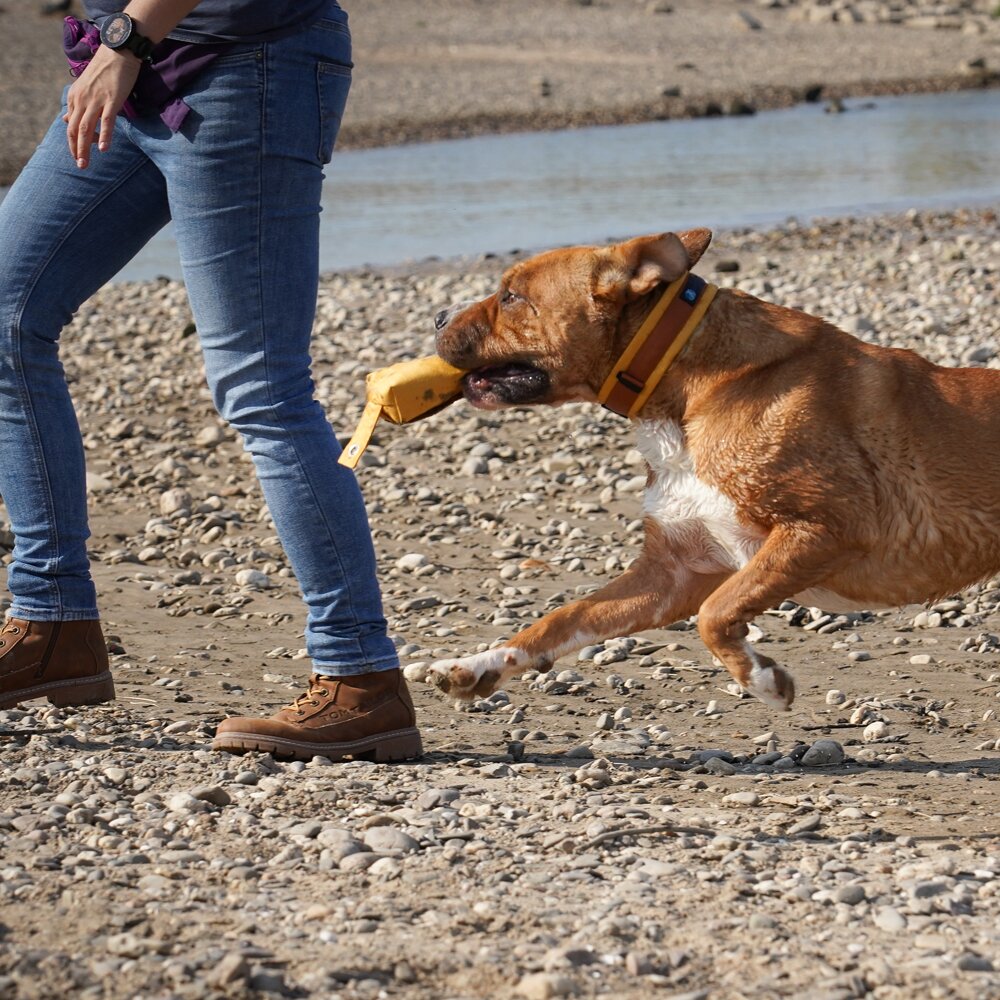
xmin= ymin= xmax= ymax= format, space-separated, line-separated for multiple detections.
xmin=99 ymin=12 xmax=155 ymax=61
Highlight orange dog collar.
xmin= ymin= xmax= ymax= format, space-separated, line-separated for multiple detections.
xmin=598 ymin=271 xmax=717 ymax=418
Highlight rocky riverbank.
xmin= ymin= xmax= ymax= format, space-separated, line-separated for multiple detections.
xmin=3 ymin=0 xmax=1000 ymax=184
xmin=0 ymin=207 xmax=998 ymax=998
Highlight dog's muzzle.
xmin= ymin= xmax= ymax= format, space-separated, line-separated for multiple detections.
xmin=434 ymin=301 xmax=477 ymax=332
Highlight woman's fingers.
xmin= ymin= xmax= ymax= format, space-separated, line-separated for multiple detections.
xmin=99 ymin=109 xmax=115 ymax=154
xmin=64 ymin=100 xmax=95 ymax=168
xmin=64 ymin=48 xmax=140 ymax=169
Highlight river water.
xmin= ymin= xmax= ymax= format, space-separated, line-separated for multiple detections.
xmin=3 ymin=89 xmax=998 ymax=282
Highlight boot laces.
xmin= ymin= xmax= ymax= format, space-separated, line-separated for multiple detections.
xmin=283 ymin=677 xmax=333 ymax=715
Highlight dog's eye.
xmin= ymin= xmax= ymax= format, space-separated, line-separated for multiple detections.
xmin=500 ymin=288 xmax=520 ymax=306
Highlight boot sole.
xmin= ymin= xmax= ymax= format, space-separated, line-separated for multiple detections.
xmin=211 ymin=726 xmax=423 ymax=763
xmin=0 ymin=670 xmax=116 ymax=711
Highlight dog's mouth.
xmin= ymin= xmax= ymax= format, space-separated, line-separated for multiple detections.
xmin=462 ymin=363 xmax=550 ymax=409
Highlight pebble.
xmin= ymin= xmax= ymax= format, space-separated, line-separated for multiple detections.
xmin=704 ymin=756 xmax=737 ymax=775
xmin=956 ymin=954 xmax=994 ymax=973
xmin=517 ymin=972 xmax=578 ymax=999
xmin=873 ymin=907 xmax=907 ymax=932
xmin=190 ymin=785 xmax=231 ymax=806
xmin=723 ymin=791 xmax=760 ymax=807
xmin=863 ymin=721 xmax=889 ymax=742
xmin=207 ymin=953 xmax=251 ymax=988
xmin=396 ymin=553 xmax=429 ymax=572
xmin=800 ymin=739 xmax=845 ymax=766
xmin=402 ymin=661 xmax=430 ymax=682
xmin=362 ymin=827 xmax=421 ymax=854
xmin=235 ymin=568 xmax=271 ymax=589
xmin=835 ymin=884 xmax=866 ymax=906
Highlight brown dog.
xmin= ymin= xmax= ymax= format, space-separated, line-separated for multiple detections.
xmin=427 ymin=229 xmax=1000 ymax=709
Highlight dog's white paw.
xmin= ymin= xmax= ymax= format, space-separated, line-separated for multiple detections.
xmin=744 ymin=657 xmax=795 ymax=711
xmin=427 ymin=647 xmax=528 ymax=700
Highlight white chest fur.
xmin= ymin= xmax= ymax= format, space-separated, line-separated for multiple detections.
xmin=635 ymin=419 xmax=765 ymax=574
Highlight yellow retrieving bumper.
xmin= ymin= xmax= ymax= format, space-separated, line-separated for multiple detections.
xmin=338 ymin=355 xmax=465 ymax=469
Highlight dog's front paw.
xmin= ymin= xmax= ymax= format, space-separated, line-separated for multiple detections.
xmin=427 ymin=647 xmax=528 ymax=700
xmin=744 ymin=654 xmax=796 ymax=711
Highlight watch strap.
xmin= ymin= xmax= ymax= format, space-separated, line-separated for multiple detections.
xmin=124 ymin=30 xmax=155 ymax=61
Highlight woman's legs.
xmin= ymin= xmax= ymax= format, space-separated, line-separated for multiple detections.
xmin=145 ymin=14 xmax=418 ymax=761
xmin=0 ymin=98 xmax=169 ymax=708
xmin=0 ymin=99 xmax=170 ymax=621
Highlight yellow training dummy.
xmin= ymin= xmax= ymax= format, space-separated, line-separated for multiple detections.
xmin=338 ymin=355 xmax=466 ymax=469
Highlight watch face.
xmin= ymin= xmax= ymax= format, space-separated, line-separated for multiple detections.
xmin=103 ymin=15 xmax=130 ymax=47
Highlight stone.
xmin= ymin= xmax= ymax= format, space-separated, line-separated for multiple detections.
xmin=190 ymin=785 xmax=231 ymax=807
xmin=625 ymin=951 xmax=654 ymax=975
xmin=363 ymin=827 xmax=421 ymax=854
xmin=873 ymin=907 xmax=907 ymax=932
xmin=723 ymin=791 xmax=760 ymax=807
xmin=956 ymin=954 xmax=994 ymax=973
xmin=704 ymin=757 xmax=737 ymax=775
xmin=801 ymin=739 xmax=845 ymax=766
xmin=396 ymin=553 xmax=429 ymax=572
xmin=208 ymin=953 xmax=251 ymax=988
xmin=787 ymin=814 xmax=822 ymax=836
xmin=159 ymin=488 xmax=192 ymax=515
xmin=168 ymin=793 xmax=206 ymax=813
xmin=517 ymin=972 xmax=578 ymax=999
xmin=235 ymin=568 xmax=270 ymax=589
xmin=863 ymin=721 xmax=889 ymax=742
xmin=403 ymin=661 xmax=429 ymax=682
xmin=105 ymin=933 xmax=146 ymax=959
xmin=835 ymin=884 xmax=866 ymax=906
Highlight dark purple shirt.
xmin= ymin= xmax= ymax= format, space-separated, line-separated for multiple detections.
xmin=63 ymin=16 xmax=230 ymax=132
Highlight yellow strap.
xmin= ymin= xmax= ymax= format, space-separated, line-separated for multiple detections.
xmin=337 ymin=400 xmax=383 ymax=469
xmin=626 ymin=282 xmax=718 ymax=417
xmin=596 ymin=272 xmax=688 ymax=406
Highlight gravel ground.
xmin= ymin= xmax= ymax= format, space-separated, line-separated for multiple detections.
xmin=2 ymin=0 xmax=1000 ymax=184
xmin=0 ymin=207 xmax=998 ymax=998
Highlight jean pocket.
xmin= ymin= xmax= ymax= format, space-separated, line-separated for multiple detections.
xmin=317 ymin=61 xmax=351 ymax=164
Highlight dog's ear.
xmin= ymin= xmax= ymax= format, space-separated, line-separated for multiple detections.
xmin=676 ymin=227 xmax=713 ymax=267
xmin=593 ymin=233 xmax=689 ymax=302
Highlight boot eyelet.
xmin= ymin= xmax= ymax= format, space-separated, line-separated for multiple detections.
xmin=9 ymin=627 xmax=19 ymax=635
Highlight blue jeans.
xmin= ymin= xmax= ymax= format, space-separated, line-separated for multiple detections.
xmin=0 ymin=5 xmax=399 ymax=676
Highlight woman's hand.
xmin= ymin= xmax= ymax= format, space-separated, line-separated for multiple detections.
xmin=63 ymin=45 xmax=142 ymax=169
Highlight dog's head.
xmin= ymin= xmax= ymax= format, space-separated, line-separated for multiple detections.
xmin=434 ymin=228 xmax=713 ymax=409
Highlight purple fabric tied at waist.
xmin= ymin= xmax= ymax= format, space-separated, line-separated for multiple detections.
xmin=62 ymin=16 xmax=232 ymax=132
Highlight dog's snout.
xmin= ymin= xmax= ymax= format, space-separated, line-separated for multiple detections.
xmin=434 ymin=300 xmax=478 ymax=333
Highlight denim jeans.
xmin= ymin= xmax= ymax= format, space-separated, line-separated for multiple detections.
xmin=0 ymin=4 xmax=399 ymax=676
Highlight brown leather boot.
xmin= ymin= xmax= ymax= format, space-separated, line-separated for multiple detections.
xmin=0 ymin=618 xmax=115 ymax=710
xmin=212 ymin=669 xmax=422 ymax=763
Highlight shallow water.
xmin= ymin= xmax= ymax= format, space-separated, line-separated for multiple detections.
xmin=3 ymin=89 xmax=998 ymax=282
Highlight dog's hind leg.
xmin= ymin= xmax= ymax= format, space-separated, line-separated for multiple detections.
xmin=696 ymin=523 xmax=859 ymax=710
xmin=428 ymin=551 xmax=727 ymax=700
